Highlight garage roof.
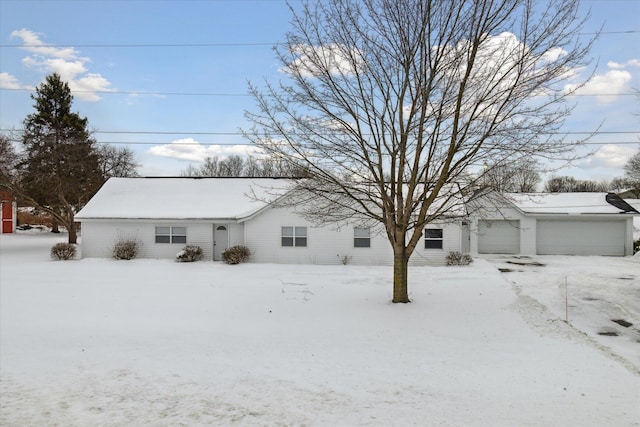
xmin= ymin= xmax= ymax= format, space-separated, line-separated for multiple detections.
xmin=509 ymin=192 xmax=637 ymax=215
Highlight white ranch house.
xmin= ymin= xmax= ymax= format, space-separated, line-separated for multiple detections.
xmin=75 ymin=177 xmax=638 ymax=264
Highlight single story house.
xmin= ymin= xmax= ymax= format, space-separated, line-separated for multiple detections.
xmin=0 ymin=186 xmax=16 ymax=234
xmin=75 ymin=177 xmax=638 ymax=264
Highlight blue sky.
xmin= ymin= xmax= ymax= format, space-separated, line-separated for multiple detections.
xmin=1 ymin=0 xmax=638 ymax=182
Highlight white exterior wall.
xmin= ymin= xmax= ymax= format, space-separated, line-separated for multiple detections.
xmin=244 ymin=206 xmax=462 ymax=266
xmin=80 ymin=220 xmax=216 ymax=260
xmin=625 ymin=217 xmax=635 ymax=256
xmin=228 ymin=223 xmax=245 ymax=247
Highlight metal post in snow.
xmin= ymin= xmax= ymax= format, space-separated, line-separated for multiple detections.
xmin=565 ymin=276 xmax=569 ymax=324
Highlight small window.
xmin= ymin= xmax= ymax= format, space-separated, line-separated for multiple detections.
xmin=156 ymin=226 xmax=187 ymax=244
xmin=282 ymin=226 xmax=307 ymax=247
xmin=354 ymin=227 xmax=371 ymax=248
xmin=425 ymin=228 xmax=443 ymax=249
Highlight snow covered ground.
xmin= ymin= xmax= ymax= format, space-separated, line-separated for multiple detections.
xmin=1 ymin=231 xmax=639 ymax=426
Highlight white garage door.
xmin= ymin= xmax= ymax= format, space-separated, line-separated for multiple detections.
xmin=478 ymin=220 xmax=520 ymax=254
xmin=536 ymin=220 xmax=625 ymax=256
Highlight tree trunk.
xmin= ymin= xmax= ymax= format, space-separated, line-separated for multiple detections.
xmin=51 ymin=219 xmax=60 ymax=233
xmin=392 ymin=249 xmax=411 ymax=303
xmin=67 ymin=222 xmax=77 ymax=244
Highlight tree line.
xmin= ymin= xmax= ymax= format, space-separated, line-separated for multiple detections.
xmin=180 ymin=155 xmax=307 ymax=178
xmin=481 ymin=157 xmax=640 ymax=195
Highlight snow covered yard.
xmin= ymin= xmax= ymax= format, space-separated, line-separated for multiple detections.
xmin=1 ymin=232 xmax=639 ymax=426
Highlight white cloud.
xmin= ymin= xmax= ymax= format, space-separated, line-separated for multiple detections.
xmin=11 ymin=28 xmax=82 ymax=60
xmin=564 ymin=60 xmax=635 ymax=104
xmin=581 ymin=144 xmax=638 ymax=169
xmin=10 ymin=28 xmax=112 ymax=102
xmin=540 ymin=46 xmax=568 ymax=63
xmin=282 ymin=43 xmax=365 ymax=77
xmin=0 ymin=72 xmax=32 ymax=90
xmin=148 ymin=138 xmax=260 ymax=162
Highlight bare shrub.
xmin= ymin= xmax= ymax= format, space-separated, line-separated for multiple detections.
xmin=51 ymin=242 xmax=76 ymax=260
xmin=446 ymin=251 xmax=473 ymax=266
xmin=338 ymin=254 xmax=352 ymax=265
xmin=222 ymin=245 xmax=251 ymax=265
xmin=176 ymin=245 xmax=204 ymax=262
xmin=113 ymin=239 xmax=140 ymax=260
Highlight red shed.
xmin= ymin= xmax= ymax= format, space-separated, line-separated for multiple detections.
xmin=0 ymin=186 xmax=16 ymax=234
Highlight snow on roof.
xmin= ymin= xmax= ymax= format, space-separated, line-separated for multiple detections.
xmin=76 ymin=177 xmax=294 ymax=220
xmin=509 ymin=192 xmax=628 ymax=214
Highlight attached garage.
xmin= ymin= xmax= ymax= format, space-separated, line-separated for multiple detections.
xmin=478 ymin=220 xmax=520 ymax=254
xmin=536 ymin=219 xmax=626 ymax=256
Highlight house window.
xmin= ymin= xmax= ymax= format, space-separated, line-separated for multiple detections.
xmin=425 ymin=228 xmax=443 ymax=249
xmin=282 ymin=226 xmax=307 ymax=247
xmin=155 ymin=226 xmax=187 ymax=244
xmin=354 ymin=227 xmax=371 ymax=248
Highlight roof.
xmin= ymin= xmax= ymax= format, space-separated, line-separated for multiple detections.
xmin=508 ymin=192 xmax=637 ymax=215
xmin=76 ymin=177 xmax=294 ymax=220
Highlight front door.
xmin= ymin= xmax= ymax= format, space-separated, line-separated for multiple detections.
xmin=214 ymin=225 xmax=229 ymax=260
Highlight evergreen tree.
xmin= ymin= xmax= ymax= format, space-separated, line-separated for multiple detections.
xmin=17 ymin=73 xmax=103 ymax=243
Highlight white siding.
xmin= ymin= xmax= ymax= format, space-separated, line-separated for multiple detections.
xmin=228 ymin=223 xmax=245 ymax=247
xmin=244 ymin=206 xmax=462 ymax=266
xmin=80 ymin=220 xmax=214 ymax=260
xmin=412 ymin=222 xmax=465 ymax=265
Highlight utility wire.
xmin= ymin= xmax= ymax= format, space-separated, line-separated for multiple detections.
xmin=2 ymin=129 xmax=638 ymax=136
xmin=0 ymin=30 xmax=637 ymax=49
xmin=1 ymin=87 xmax=638 ymax=97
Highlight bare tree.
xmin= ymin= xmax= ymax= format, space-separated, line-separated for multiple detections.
xmin=218 ymin=155 xmax=245 ymax=177
xmin=246 ymin=0 xmax=592 ymax=303
xmin=483 ymin=160 xmax=541 ymax=192
xmin=97 ymin=144 xmax=140 ymax=178
xmin=623 ymin=149 xmax=640 ymax=196
xmin=609 ymin=176 xmax=628 ymax=193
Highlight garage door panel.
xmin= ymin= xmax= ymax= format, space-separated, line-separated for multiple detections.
xmin=478 ymin=220 xmax=520 ymax=254
xmin=536 ymin=220 xmax=625 ymax=256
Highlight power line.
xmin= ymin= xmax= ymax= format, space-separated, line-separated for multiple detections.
xmin=2 ymin=129 xmax=638 ymax=136
xmin=1 ymin=87 xmax=638 ymax=98
xmin=3 ymin=139 xmax=638 ymax=146
xmin=0 ymin=30 xmax=637 ymax=49
xmin=0 ymin=88 xmax=250 ymax=97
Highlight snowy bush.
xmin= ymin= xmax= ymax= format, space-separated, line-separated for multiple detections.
xmin=446 ymin=251 xmax=473 ymax=266
xmin=222 ymin=245 xmax=251 ymax=265
xmin=50 ymin=242 xmax=76 ymax=260
xmin=176 ymin=245 xmax=203 ymax=262
xmin=634 ymin=238 xmax=640 ymax=254
xmin=112 ymin=239 xmax=140 ymax=260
